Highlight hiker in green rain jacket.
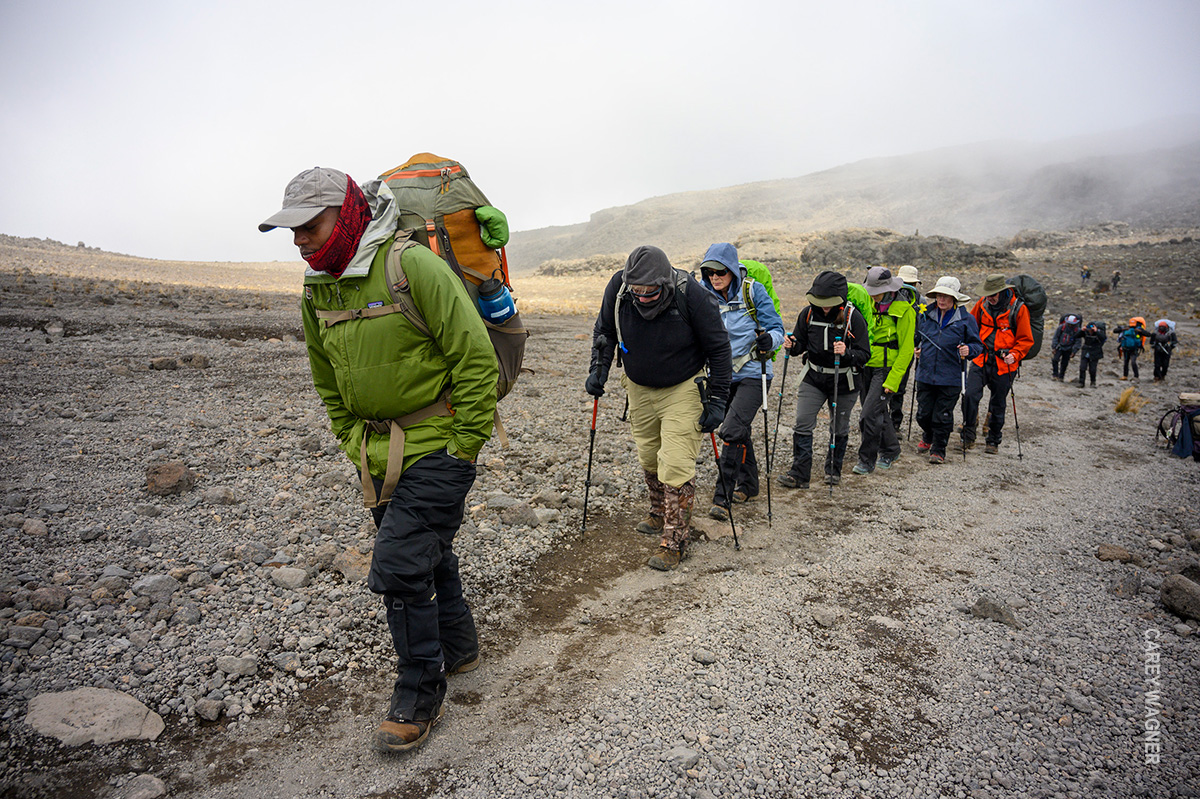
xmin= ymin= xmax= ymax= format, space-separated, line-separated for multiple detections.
xmin=261 ymin=167 xmax=497 ymax=755
xmin=852 ymin=267 xmax=916 ymax=475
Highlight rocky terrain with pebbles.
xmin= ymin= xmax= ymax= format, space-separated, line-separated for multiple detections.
xmin=0 ymin=233 xmax=1198 ymax=798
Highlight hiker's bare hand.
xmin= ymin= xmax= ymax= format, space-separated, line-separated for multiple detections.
xmin=832 ymin=341 xmax=846 ymax=356
xmin=1003 ymin=352 xmax=1016 ymax=365
xmin=958 ymin=344 xmax=970 ymax=357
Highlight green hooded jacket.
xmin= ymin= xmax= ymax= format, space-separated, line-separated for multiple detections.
xmin=300 ymin=181 xmax=497 ymax=478
xmin=866 ymin=297 xmax=916 ymax=393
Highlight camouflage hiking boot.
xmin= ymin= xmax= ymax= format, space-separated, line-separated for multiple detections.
xmin=373 ymin=703 xmax=445 ymax=753
xmin=643 ymin=469 xmax=665 ymax=516
xmin=635 ymin=514 xmax=664 ymax=535
xmin=647 ymin=546 xmax=685 ymax=571
xmin=659 ymin=480 xmax=695 ymax=552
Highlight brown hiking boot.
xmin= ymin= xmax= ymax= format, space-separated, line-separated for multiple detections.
xmin=731 ymin=490 xmax=755 ymax=503
xmin=635 ymin=514 xmax=664 ymax=535
xmin=373 ymin=704 xmax=445 ymax=753
xmin=984 ymin=443 xmax=999 ymax=454
xmin=446 ymin=652 xmax=480 ymax=676
xmin=647 ymin=546 xmax=684 ymax=571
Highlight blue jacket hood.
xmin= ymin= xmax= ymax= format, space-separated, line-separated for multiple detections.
xmin=701 ymin=243 xmax=740 ymax=273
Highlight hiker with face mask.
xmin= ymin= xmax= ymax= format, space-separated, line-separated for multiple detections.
xmin=1150 ymin=320 xmax=1178 ymax=382
xmin=852 ymin=267 xmax=916 ymax=476
xmin=960 ymin=274 xmax=1033 ymax=454
xmin=1050 ymin=314 xmax=1083 ymax=381
xmin=913 ymin=277 xmax=982 ymax=463
xmin=587 ymin=246 xmax=731 ymax=571
xmin=1076 ymin=321 xmax=1107 ymax=388
xmin=697 ymin=243 xmax=785 ymax=521
xmin=777 ymin=271 xmax=871 ymax=489
xmin=260 ymin=168 xmax=498 ymax=754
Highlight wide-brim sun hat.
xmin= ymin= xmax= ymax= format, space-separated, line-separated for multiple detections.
xmin=973 ymin=273 xmax=1009 ymax=298
xmin=925 ymin=276 xmax=970 ymax=303
xmin=863 ymin=266 xmax=905 ymax=295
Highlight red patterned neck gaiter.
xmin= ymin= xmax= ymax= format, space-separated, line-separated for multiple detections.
xmin=304 ymin=176 xmax=373 ymax=278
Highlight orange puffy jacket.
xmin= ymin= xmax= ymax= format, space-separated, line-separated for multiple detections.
xmin=970 ymin=294 xmax=1033 ymax=376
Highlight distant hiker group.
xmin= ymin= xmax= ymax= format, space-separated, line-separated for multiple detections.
xmin=1050 ymin=314 xmax=1177 ymax=385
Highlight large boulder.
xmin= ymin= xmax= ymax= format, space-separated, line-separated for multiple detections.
xmin=25 ymin=687 xmax=164 ymax=745
xmin=1161 ymin=574 xmax=1200 ymax=621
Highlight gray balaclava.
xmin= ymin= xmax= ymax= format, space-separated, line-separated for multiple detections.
xmin=623 ymin=245 xmax=676 ymax=320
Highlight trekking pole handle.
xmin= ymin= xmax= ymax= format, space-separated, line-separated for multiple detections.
xmin=694 ymin=375 xmax=708 ymax=405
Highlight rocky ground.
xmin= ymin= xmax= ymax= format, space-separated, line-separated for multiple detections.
xmin=0 ymin=235 xmax=1198 ymax=799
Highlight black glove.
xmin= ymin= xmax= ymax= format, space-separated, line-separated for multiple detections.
xmin=755 ymin=330 xmax=774 ymax=356
xmin=585 ymin=365 xmax=608 ymax=397
xmin=698 ymin=400 xmax=725 ymax=433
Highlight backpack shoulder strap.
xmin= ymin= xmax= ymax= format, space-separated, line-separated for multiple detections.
xmin=313 ymin=237 xmax=431 ymax=334
xmin=674 ymin=269 xmax=691 ymax=327
xmin=741 ymin=277 xmax=759 ymax=327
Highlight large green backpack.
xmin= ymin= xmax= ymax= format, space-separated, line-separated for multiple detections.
xmin=846 ymin=282 xmax=878 ymax=342
xmin=739 ymin=259 xmax=781 ymax=317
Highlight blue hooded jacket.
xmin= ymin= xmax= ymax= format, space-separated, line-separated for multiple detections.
xmin=699 ymin=243 xmax=785 ymax=382
xmin=915 ymin=304 xmax=983 ymax=387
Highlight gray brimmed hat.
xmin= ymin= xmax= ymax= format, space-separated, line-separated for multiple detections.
xmin=925 ymin=276 xmax=970 ymax=303
xmin=863 ymin=266 xmax=905 ymax=295
xmin=974 ymin=273 xmax=1009 ymax=298
xmin=259 ymin=167 xmax=349 ymax=232
xmin=897 ymin=264 xmax=920 ymax=285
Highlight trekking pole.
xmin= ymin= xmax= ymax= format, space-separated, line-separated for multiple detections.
xmin=620 ymin=395 xmax=628 ymax=423
xmin=695 ymin=376 xmax=739 ymax=550
xmin=758 ymin=352 xmax=773 ymax=528
xmin=906 ymin=354 xmax=918 ymax=441
xmin=960 ymin=359 xmax=967 ymax=462
xmin=828 ymin=336 xmax=842 ymax=499
xmin=1009 ymin=383 xmax=1023 ymax=461
xmin=581 ymin=397 xmax=599 ymax=536
xmin=770 ymin=351 xmax=789 ymax=471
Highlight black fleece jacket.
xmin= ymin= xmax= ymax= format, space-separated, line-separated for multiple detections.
xmin=591 ymin=269 xmax=732 ymax=407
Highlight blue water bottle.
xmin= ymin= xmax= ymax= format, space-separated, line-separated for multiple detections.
xmin=477 ymin=277 xmax=517 ymax=324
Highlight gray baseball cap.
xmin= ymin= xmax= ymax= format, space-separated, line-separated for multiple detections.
xmin=258 ymin=167 xmax=348 ymax=232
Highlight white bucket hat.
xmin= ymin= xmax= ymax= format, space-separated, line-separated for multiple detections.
xmin=925 ymin=276 xmax=970 ymax=303
xmin=897 ymin=264 xmax=920 ymax=285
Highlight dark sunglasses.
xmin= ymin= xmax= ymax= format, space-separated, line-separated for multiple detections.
xmin=700 ymin=267 xmax=729 ymax=278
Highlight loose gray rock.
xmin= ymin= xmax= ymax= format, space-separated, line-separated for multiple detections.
xmin=178 ymin=353 xmax=209 ymax=369
xmin=201 ymin=486 xmax=239 ymax=505
xmin=4 ymin=626 xmax=45 ymax=648
xmin=499 ymin=501 xmax=540 ymax=528
xmin=148 ymin=357 xmax=178 ymax=371
xmin=131 ymin=575 xmax=180 ymax=604
xmin=1160 ymin=574 xmax=1200 ymax=621
xmin=25 ymin=687 xmax=164 ymax=745
xmin=332 ymin=549 xmax=370 ymax=583
xmin=193 ymin=698 xmax=223 ymax=722
xmin=1096 ymin=543 xmax=1133 ymax=562
xmin=1109 ymin=573 xmax=1142 ymax=599
xmin=271 ymin=567 xmax=309 ymax=590
xmin=215 ymin=656 xmax=257 ymax=677
xmin=121 ymin=774 xmax=167 ymax=799
xmin=664 ymin=746 xmax=701 ymax=770
xmin=21 ymin=518 xmax=48 ymax=537
xmin=812 ymin=607 xmax=842 ymax=628
xmin=692 ymin=648 xmax=717 ymax=665
xmin=970 ymin=597 xmax=1023 ymax=629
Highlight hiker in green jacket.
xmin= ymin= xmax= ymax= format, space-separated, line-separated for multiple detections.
xmin=261 ymin=167 xmax=498 ymax=754
xmin=852 ymin=267 xmax=916 ymax=475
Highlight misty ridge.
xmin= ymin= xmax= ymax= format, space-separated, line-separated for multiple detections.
xmin=506 ymin=118 xmax=1200 ymax=272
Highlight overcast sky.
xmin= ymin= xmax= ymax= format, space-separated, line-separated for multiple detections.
xmin=2 ymin=0 xmax=1199 ymax=263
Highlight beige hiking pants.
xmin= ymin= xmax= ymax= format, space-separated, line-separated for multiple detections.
xmin=622 ymin=370 xmax=705 ymax=487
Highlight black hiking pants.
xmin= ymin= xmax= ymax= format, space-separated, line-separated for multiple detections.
xmin=368 ymin=450 xmax=478 ymax=722
xmin=916 ymin=381 xmax=959 ymax=457
xmin=1154 ymin=350 xmax=1171 ymax=380
xmin=1078 ymin=351 xmax=1100 ymax=386
xmin=1122 ymin=348 xmax=1140 ymax=378
xmin=788 ymin=378 xmax=857 ymax=483
xmin=714 ymin=376 xmax=768 ymax=505
xmin=855 ymin=365 xmax=901 ymax=469
xmin=961 ymin=364 xmax=1013 ymax=446
xmin=888 ymin=364 xmax=911 ymax=432
xmin=1051 ymin=349 xmax=1074 ymax=379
